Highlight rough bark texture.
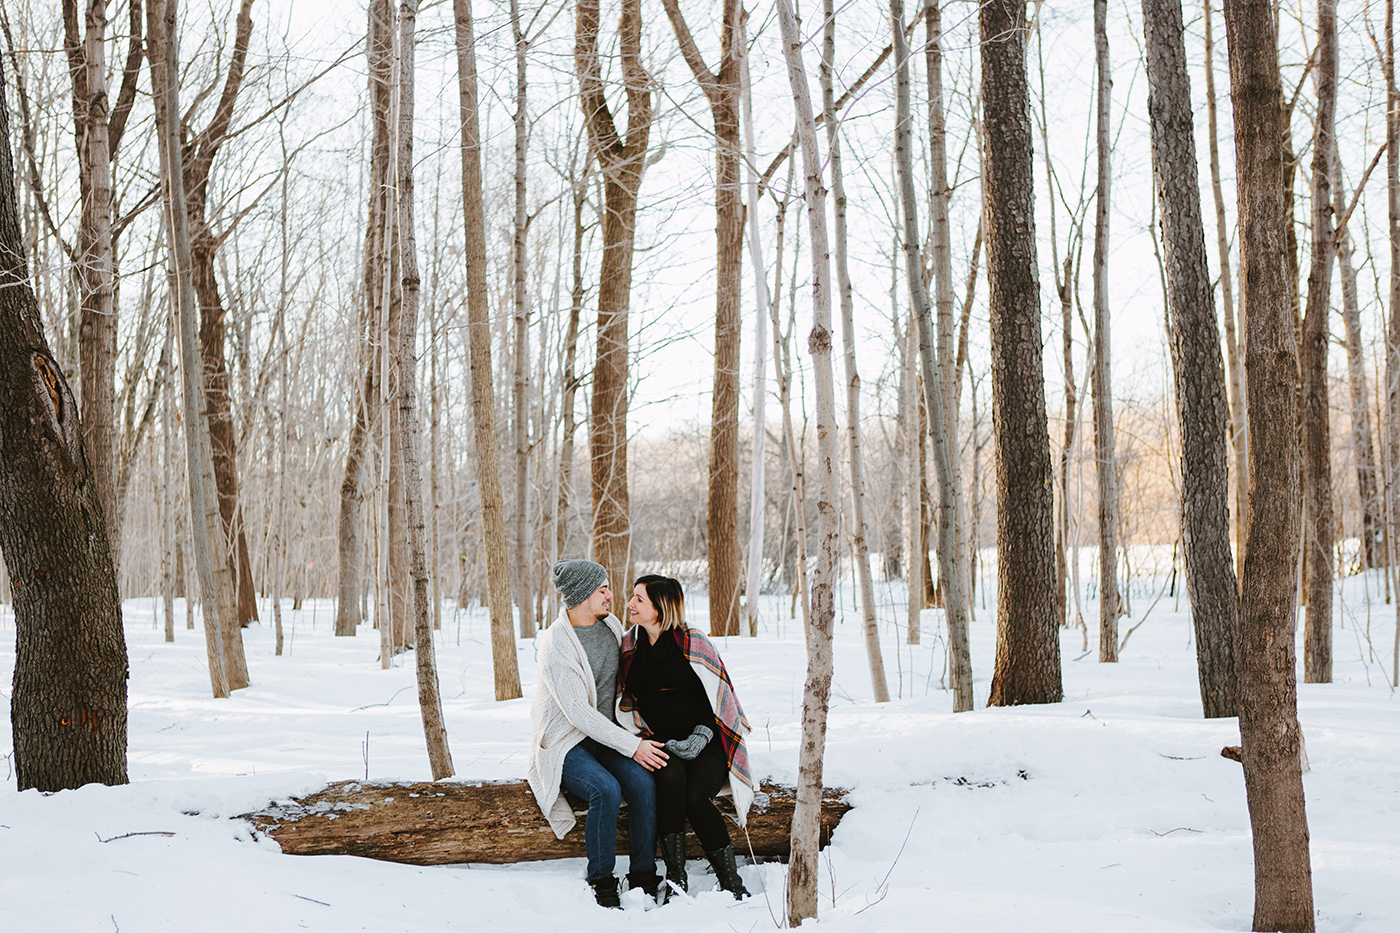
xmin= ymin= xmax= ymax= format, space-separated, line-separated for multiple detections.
xmin=1092 ymin=0 xmax=1121 ymax=662
xmin=244 ymin=779 xmax=849 ymax=865
xmin=510 ymin=0 xmax=536 ymax=641
xmin=1141 ymin=0 xmax=1239 ymax=719
xmin=455 ymin=0 xmax=521 ymax=700
xmin=661 ymin=0 xmax=743 ymax=638
xmin=775 ymin=0 xmax=839 ymax=921
xmin=982 ymin=0 xmax=1062 ymax=707
xmin=577 ymin=0 xmax=650 ymax=594
xmin=1222 ymin=0 xmax=1316 ymax=927
xmin=2 ymin=59 xmax=129 ymax=792
xmin=1302 ymin=0 xmax=1336 ymax=684
xmin=1388 ymin=0 xmax=1400 ymax=691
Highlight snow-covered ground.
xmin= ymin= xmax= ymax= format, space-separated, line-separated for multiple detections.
xmin=1 ymin=567 xmax=1397 ymax=932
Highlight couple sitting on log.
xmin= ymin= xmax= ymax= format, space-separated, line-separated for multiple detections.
xmin=527 ymin=559 xmax=754 ymax=908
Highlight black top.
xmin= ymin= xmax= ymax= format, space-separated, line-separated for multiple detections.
xmin=626 ymin=628 xmax=719 ymax=745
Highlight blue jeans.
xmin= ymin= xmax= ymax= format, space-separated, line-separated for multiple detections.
xmin=560 ymin=738 xmax=657 ymax=883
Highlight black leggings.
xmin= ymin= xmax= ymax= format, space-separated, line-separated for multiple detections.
xmin=652 ymin=750 xmax=731 ymax=852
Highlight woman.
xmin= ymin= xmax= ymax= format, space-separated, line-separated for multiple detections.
xmin=619 ymin=574 xmax=754 ymax=901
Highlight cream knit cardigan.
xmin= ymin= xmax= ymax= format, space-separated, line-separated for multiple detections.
xmin=526 ymin=609 xmax=644 ymax=839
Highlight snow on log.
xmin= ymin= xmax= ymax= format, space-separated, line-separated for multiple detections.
xmin=243 ymin=779 xmax=851 ymax=866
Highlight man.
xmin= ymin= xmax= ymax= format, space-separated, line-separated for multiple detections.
xmin=526 ymin=559 xmax=667 ymax=908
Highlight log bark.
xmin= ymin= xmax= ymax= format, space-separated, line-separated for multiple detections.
xmin=244 ymin=779 xmax=849 ymax=865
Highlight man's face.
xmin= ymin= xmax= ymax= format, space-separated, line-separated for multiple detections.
xmin=578 ymin=582 xmax=611 ymax=619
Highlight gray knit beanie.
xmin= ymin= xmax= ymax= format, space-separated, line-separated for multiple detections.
xmin=552 ymin=559 xmax=608 ymax=610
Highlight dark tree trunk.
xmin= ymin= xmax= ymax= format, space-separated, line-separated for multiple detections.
xmin=982 ymin=0 xmax=1062 ymax=707
xmin=1 ymin=61 xmax=129 ymax=793
xmin=1221 ymin=0 xmax=1316 ymax=927
xmin=1141 ymin=0 xmax=1239 ymax=719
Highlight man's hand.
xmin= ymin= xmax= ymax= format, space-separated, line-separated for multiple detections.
xmin=632 ymin=738 xmax=669 ymax=771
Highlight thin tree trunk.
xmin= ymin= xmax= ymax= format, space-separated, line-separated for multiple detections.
xmin=1092 ymin=0 xmax=1121 ymax=662
xmin=1141 ymin=0 xmax=1239 ymax=718
xmin=396 ymin=0 xmax=453 ymax=778
xmin=162 ymin=317 xmax=175 ymax=643
xmin=1302 ymin=0 xmax=1336 ymax=684
xmin=775 ymin=0 xmax=839 ymax=920
xmin=823 ymin=0 xmax=889 ymax=702
xmin=1222 ymin=0 xmax=1316 ymax=926
xmin=772 ymin=182 xmax=811 ymax=634
xmin=1 ymin=57 xmax=129 ymax=792
xmin=577 ymin=0 xmax=651 ymax=594
xmin=740 ymin=18 xmax=769 ymax=638
xmin=894 ymin=0 xmax=971 ymax=711
xmin=556 ymin=148 xmax=588 ymax=574
xmin=983 ymin=0 xmax=1062 ymax=707
xmin=454 ymin=0 xmax=521 ymax=700
xmin=1204 ymin=0 xmax=1248 ymax=580
xmin=1385 ymin=0 xmax=1400 ymax=690
xmin=905 ymin=305 xmax=922 ymax=644
xmin=510 ymin=0 xmax=536 ymax=641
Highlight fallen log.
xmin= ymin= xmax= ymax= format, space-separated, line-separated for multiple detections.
xmin=242 ymin=779 xmax=851 ymax=866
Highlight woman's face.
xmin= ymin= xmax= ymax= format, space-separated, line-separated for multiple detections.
xmin=627 ymin=583 xmax=659 ymax=628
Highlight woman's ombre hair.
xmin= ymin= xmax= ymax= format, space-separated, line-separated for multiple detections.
xmin=636 ymin=574 xmax=686 ymax=632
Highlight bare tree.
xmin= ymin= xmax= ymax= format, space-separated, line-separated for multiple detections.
xmin=2 ymin=57 xmax=129 ymax=792
xmin=454 ymin=0 xmax=521 ymax=700
xmin=1222 ymin=0 xmax=1316 ymax=927
xmin=577 ymin=0 xmax=651 ymax=593
xmin=1141 ymin=0 xmax=1239 ymax=718
xmin=983 ymin=0 xmax=1061 ymax=707
xmin=510 ymin=0 xmax=536 ymax=641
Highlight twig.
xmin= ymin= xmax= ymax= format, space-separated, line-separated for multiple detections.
xmin=1334 ymin=141 xmax=1387 ymax=240
xmin=293 ymin=895 xmax=330 ymax=907
xmin=854 ymin=806 xmax=920 ymax=915
xmin=95 ymin=831 xmax=176 ymax=843
xmin=1150 ymin=827 xmax=1202 ymax=836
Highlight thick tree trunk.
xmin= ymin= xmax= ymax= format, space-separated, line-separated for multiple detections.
xmin=1302 ymin=0 xmax=1336 ymax=684
xmin=245 ymin=779 xmax=849 ymax=865
xmin=395 ymin=0 xmax=453 ymax=780
xmin=894 ymin=0 xmax=971 ymax=711
xmin=510 ymin=0 xmax=536 ymax=641
xmin=454 ymin=0 xmax=521 ymax=701
xmin=1222 ymin=0 xmax=1316 ymax=926
xmin=1092 ymin=0 xmax=1121 ymax=662
xmin=825 ymin=0 xmax=888 ymax=702
xmin=775 ymin=0 xmax=839 ymax=920
xmin=1 ymin=60 xmax=129 ymax=792
xmin=1141 ymin=0 xmax=1239 ymax=719
xmin=982 ymin=0 xmax=1062 ymax=707
xmin=1204 ymin=0 xmax=1248 ymax=581
xmin=577 ymin=0 xmax=650 ymax=595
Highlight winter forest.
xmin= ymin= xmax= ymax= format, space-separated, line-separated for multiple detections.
xmin=1 ymin=0 xmax=1397 ymax=929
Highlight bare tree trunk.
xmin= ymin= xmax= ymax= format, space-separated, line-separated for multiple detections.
xmin=1 ymin=57 xmax=129 ymax=792
xmin=1204 ymin=0 xmax=1248 ymax=580
xmin=772 ymin=187 xmax=811 ymax=634
xmin=337 ymin=0 xmax=394 ymax=638
xmin=1222 ymin=0 xmax=1316 ymax=926
xmin=775 ymin=0 xmax=839 ymax=920
xmin=740 ymin=20 xmax=769 ymax=638
xmin=1302 ymin=0 xmax=1336 ymax=684
xmin=894 ymin=0 xmax=971 ymax=711
xmin=577 ymin=0 xmax=651 ymax=594
xmin=1141 ymin=0 xmax=1239 ymax=718
xmin=510 ymin=0 xmax=536 ymax=641
xmin=1385 ymin=0 xmax=1400 ymax=690
xmin=556 ymin=148 xmax=588 ymax=574
xmin=395 ymin=0 xmax=453 ymax=778
xmin=1091 ymin=0 xmax=1121 ymax=662
xmin=147 ymin=0 xmax=236 ymax=698
xmin=162 ymin=318 xmax=175 ymax=643
xmin=983 ymin=0 xmax=1062 ymax=707
xmin=905 ymin=308 xmax=922 ymax=644
xmin=454 ymin=0 xmax=521 ymax=700
xmin=821 ymin=0 xmax=889 ymax=702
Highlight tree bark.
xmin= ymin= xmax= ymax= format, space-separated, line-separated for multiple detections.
xmin=577 ymin=0 xmax=651 ymax=594
xmin=775 ymin=0 xmax=839 ymax=920
xmin=245 ymin=779 xmax=849 ymax=865
xmin=1301 ymin=0 xmax=1336 ymax=684
xmin=826 ymin=0 xmax=889 ymax=703
xmin=1141 ymin=0 xmax=1239 ymax=718
xmin=983 ymin=0 xmax=1062 ymax=707
xmin=510 ymin=0 xmax=536 ymax=641
xmin=1222 ymin=0 xmax=1316 ymax=926
xmin=894 ymin=0 xmax=971 ymax=711
xmin=454 ymin=0 xmax=521 ymax=700
xmin=1092 ymin=0 xmax=1121 ymax=662
xmin=1 ymin=58 xmax=129 ymax=792
xmin=661 ymin=0 xmax=743 ymax=638
xmin=740 ymin=16 xmax=769 ymax=638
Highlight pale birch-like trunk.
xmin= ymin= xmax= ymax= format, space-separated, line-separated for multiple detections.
xmin=776 ymin=0 xmax=838 ymax=920
xmin=905 ymin=310 xmax=922 ymax=644
xmin=454 ymin=0 xmax=521 ymax=700
xmin=161 ymin=320 xmax=175 ymax=643
xmin=740 ymin=22 xmax=769 ymax=638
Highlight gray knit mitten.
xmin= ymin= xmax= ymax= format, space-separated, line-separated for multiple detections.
xmin=664 ymin=725 xmax=713 ymax=760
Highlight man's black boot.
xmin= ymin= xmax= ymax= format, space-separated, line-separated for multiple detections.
xmin=590 ymin=875 xmax=621 ymax=909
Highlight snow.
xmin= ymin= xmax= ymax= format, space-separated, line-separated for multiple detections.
xmin=2 ymin=569 xmax=1398 ymax=932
